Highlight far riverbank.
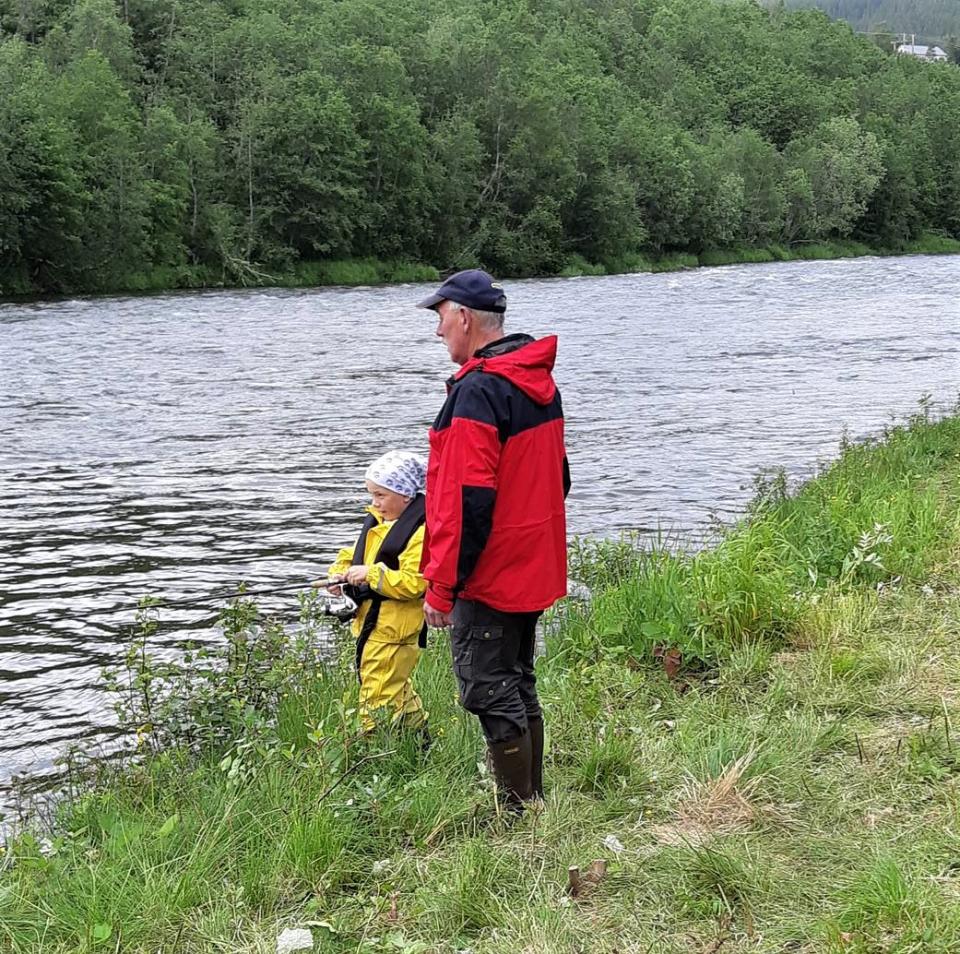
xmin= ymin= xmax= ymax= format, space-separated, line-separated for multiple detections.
xmin=3 ymin=232 xmax=959 ymax=303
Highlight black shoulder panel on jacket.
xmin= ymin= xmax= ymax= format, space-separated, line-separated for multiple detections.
xmin=433 ymin=372 xmax=564 ymax=441
xmin=433 ymin=373 xmax=501 ymax=431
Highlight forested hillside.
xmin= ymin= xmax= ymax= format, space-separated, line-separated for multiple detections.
xmin=2 ymin=0 xmax=960 ymax=296
xmin=778 ymin=0 xmax=960 ymax=40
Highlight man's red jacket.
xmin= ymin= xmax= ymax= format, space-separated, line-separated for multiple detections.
xmin=422 ymin=333 xmax=569 ymax=615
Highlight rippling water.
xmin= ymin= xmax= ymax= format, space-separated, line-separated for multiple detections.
xmin=1 ymin=255 xmax=958 ymax=801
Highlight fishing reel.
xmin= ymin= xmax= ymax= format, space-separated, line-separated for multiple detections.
xmin=316 ymin=581 xmax=358 ymax=622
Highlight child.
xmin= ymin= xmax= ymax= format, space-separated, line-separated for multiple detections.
xmin=324 ymin=450 xmax=429 ymax=735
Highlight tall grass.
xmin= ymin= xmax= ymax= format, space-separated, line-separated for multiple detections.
xmin=894 ymin=231 xmax=960 ymax=256
xmin=698 ymin=247 xmax=777 ymax=267
xmin=651 ymin=252 xmax=700 ymax=272
xmin=290 ymin=257 xmax=439 ymax=287
xmin=602 ymin=251 xmax=654 ymax=274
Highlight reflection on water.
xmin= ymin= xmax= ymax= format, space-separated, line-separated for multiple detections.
xmin=1 ymin=255 xmax=958 ymax=795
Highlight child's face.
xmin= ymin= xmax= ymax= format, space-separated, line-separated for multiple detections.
xmin=365 ymin=480 xmax=410 ymax=522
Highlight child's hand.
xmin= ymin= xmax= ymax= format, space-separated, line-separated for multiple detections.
xmin=315 ymin=575 xmax=344 ymax=596
xmin=344 ymin=565 xmax=369 ymax=586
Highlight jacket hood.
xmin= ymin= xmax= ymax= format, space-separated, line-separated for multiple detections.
xmin=453 ymin=334 xmax=558 ymax=405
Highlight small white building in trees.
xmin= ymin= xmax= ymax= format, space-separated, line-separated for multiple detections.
xmin=896 ymin=42 xmax=948 ymax=62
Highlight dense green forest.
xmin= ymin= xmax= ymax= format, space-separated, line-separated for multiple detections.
xmin=778 ymin=0 xmax=960 ymax=42
xmin=2 ymin=0 xmax=960 ymax=297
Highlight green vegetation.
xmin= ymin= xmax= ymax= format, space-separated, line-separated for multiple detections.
xmin=571 ymin=399 xmax=956 ymax=670
xmin=4 ymin=406 xmax=960 ymax=951
xmin=2 ymin=0 xmax=960 ymax=298
xmin=561 ymin=234 xmax=960 ymax=276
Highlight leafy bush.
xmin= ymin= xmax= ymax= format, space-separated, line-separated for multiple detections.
xmin=699 ymin=247 xmax=776 ymax=266
xmin=558 ymin=254 xmax=607 ymax=277
xmin=105 ymin=590 xmax=346 ymax=763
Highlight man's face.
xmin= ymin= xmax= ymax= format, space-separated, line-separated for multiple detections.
xmin=434 ymin=299 xmax=471 ymax=365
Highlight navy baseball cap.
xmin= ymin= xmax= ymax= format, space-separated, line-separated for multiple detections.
xmin=416 ymin=269 xmax=507 ymax=313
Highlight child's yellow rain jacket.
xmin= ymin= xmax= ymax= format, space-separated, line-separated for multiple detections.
xmin=328 ymin=507 xmax=427 ymax=644
xmin=328 ymin=508 xmax=428 ymax=730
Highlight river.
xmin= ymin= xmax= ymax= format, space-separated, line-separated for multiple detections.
xmin=1 ymin=254 xmax=958 ymax=805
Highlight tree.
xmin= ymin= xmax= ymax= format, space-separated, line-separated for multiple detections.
xmin=3 ymin=0 xmax=960 ymax=294
xmin=141 ymin=104 xmax=190 ymax=268
xmin=48 ymin=50 xmax=151 ymax=286
xmin=945 ymin=34 xmax=960 ymax=66
xmin=420 ymin=111 xmax=484 ymax=266
xmin=225 ymin=69 xmax=366 ymax=270
xmin=0 ymin=39 xmax=82 ymax=293
xmin=786 ymin=117 xmax=884 ymax=237
xmin=66 ymin=0 xmax=138 ymax=84
xmin=324 ymin=42 xmax=433 ymax=261
xmin=715 ymin=129 xmax=786 ymax=245
xmin=612 ymin=110 xmax=697 ymax=252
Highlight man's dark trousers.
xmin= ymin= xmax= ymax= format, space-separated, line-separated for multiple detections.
xmin=450 ymin=598 xmax=542 ymax=742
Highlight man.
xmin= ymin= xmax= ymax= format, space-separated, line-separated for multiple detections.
xmin=416 ymin=268 xmax=569 ymax=810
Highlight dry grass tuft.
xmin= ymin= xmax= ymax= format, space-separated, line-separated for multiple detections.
xmin=653 ymin=749 xmax=763 ymax=846
xmin=677 ymin=749 xmax=760 ymax=827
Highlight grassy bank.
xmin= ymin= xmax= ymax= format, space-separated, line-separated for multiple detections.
xmin=4 ymin=233 xmax=959 ymax=301
xmin=108 ymin=234 xmax=960 ymax=293
xmin=3 ymin=408 xmax=960 ymax=952
xmin=60 ymin=258 xmax=445 ymax=297
xmin=559 ymin=232 xmax=960 ymax=278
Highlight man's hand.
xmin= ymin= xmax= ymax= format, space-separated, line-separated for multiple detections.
xmin=424 ymin=599 xmax=452 ymax=629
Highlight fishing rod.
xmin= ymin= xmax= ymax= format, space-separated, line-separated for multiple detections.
xmin=147 ymin=579 xmax=344 ymax=611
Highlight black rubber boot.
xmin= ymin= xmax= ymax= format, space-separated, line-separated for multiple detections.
xmin=487 ymin=732 xmax=533 ymax=811
xmin=528 ymin=716 xmax=545 ymax=799
xmin=416 ymin=724 xmax=433 ymax=754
